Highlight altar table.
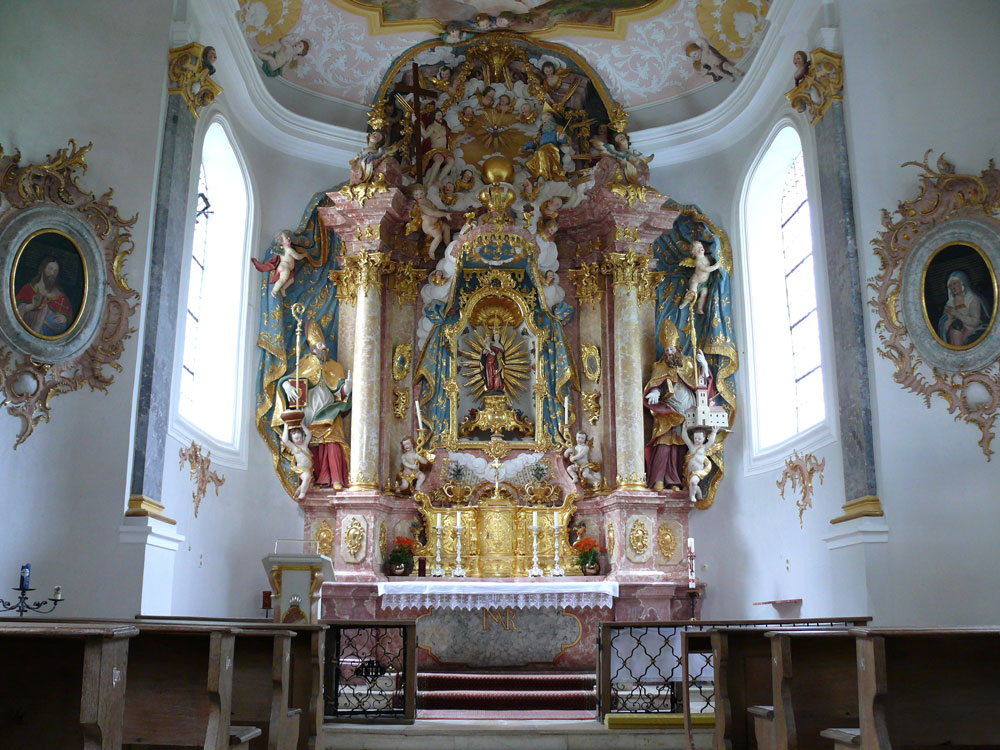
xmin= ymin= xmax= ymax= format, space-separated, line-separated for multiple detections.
xmin=377 ymin=579 xmax=619 ymax=611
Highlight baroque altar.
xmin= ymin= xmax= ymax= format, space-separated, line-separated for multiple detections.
xmin=253 ymin=31 xmax=736 ymax=665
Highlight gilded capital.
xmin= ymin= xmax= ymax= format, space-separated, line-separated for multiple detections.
xmin=786 ymin=48 xmax=844 ymax=125
xmin=601 ymin=251 xmax=650 ymax=294
xmin=568 ymin=262 xmax=604 ymax=306
xmin=331 ymin=251 xmax=388 ymax=301
xmin=168 ymin=43 xmax=222 ymax=119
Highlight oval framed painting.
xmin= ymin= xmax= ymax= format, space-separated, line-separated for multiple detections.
xmin=10 ymin=229 xmax=89 ymax=340
xmin=921 ymin=242 xmax=997 ymax=351
xmin=901 ymin=216 xmax=1000 ymax=372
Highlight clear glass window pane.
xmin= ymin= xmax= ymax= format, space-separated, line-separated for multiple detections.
xmin=785 ymin=257 xmax=817 ymax=325
xmin=795 ymin=368 xmax=825 ymax=432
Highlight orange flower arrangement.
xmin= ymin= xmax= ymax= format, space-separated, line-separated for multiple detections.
xmin=388 ymin=536 xmax=417 ymax=566
xmin=573 ymin=536 xmax=605 ymax=569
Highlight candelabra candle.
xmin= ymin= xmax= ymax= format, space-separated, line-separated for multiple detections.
xmin=528 ymin=524 xmax=544 ymax=577
xmin=19 ymin=563 xmax=29 ymax=590
xmin=431 ymin=524 xmax=445 ymax=577
xmin=415 ymin=399 xmax=424 ymax=431
xmin=452 ymin=522 xmax=467 ymax=577
xmin=552 ymin=518 xmax=565 ymax=577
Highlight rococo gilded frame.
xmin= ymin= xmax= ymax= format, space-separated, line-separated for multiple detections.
xmin=0 ymin=141 xmax=139 ymax=447
xmin=870 ymin=151 xmax=1000 ymax=458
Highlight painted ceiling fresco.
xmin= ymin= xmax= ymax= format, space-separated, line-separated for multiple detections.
xmin=237 ymin=0 xmax=769 ymax=109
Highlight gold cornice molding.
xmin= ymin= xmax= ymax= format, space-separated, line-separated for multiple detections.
xmin=126 ymin=495 xmax=177 ymax=525
xmin=830 ymin=495 xmax=884 ymax=525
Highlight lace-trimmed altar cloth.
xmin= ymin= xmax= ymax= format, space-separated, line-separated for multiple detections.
xmin=377 ymin=580 xmax=619 ymax=611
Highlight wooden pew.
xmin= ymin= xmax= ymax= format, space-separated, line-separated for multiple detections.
xmin=0 ymin=621 xmax=138 ymax=749
xmin=851 ymin=627 xmax=1000 ymax=750
xmin=711 ymin=628 xmax=775 ymax=750
xmin=137 ymin=616 xmax=325 ymax=750
xmin=763 ymin=630 xmax=858 ymax=750
xmin=682 ymin=631 xmax=715 ymax=750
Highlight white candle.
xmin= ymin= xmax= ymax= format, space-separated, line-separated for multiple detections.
xmin=554 ymin=511 xmax=561 ymax=527
xmin=532 ymin=510 xmax=538 ymax=526
xmin=564 ymin=395 xmax=570 ymax=423
xmin=457 ymin=511 xmax=462 ymax=526
xmin=53 ymin=585 xmax=62 ymax=600
xmin=415 ymin=399 xmax=424 ymax=430
xmin=687 ymin=537 xmax=695 ymax=556
xmin=436 ymin=512 xmax=441 ymax=526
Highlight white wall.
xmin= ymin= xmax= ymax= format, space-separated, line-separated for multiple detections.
xmin=0 ymin=0 xmax=172 ymax=617
xmin=160 ymin=65 xmax=350 ymax=616
xmin=648 ymin=0 xmax=1000 ymax=626
xmin=840 ymin=0 xmax=1000 ymax=625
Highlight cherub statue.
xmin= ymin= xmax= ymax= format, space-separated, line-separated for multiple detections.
xmin=681 ymin=240 xmax=722 ymax=314
xmin=537 ymin=197 xmax=562 ymax=242
xmin=685 ymin=38 xmax=742 ymax=82
xmin=281 ymin=422 xmax=314 ymax=501
xmin=251 ymin=231 xmax=306 ymax=298
xmin=406 ymin=184 xmax=452 ymax=259
xmin=396 ymin=436 xmax=431 ymax=494
xmin=681 ymin=419 xmax=718 ymax=506
xmin=564 ymin=431 xmax=602 ymax=490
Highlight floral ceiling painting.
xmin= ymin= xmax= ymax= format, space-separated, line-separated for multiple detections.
xmin=237 ymin=0 xmax=769 ymax=109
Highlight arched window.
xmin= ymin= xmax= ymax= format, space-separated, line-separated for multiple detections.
xmin=743 ymin=125 xmax=825 ymax=453
xmin=176 ymin=120 xmax=252 ymax=449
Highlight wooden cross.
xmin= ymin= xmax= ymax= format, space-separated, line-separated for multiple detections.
xmin=395 ymin=61 xmax=439 ymax=183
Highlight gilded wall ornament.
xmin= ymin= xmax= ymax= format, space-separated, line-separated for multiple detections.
xmin=178 ymin=440 xmax=226 ymax=517
xmin=628 ymin=517 xmax=649 ymax=556
xmin=391 ymin=343 xmax=412 ymax=381
xmin=777 ymin=451 xmax=826 ymax=528
xmin=342 ymin=516 xmax=366 ymax=562
xmin=785 ymin=48 xmax=843 ymax=126
xmin=657 ymin=522 xmax=677 ymax=561
xmin=338 ymin=172 xmax=391 ymax=207
xmin=606 ymin=521 xmax=615 ymax=559
xmin=379 ymin=521 xmax=387 ymax=562
xmin=167 ymin=43 xmax=223 ymax=119
xmin=328 ymin=251 xmax=388 ymax=302
xmin=870 ymin=152 xmax=1000 ymax=457
xmin=0 ymin=140 xmax=140 ymax=447
xmin=393 ymin=387 xmax=409 ymax=419
xmin=581 ymin=390 xmax=600 ymax=425
xmin=568 ymin=263 xmax=604 ymax=306
xmin=316 ymin=520 xmax=334 ymax=556
xmin=607 ymin=172 xmax=660 ymax=208
xmin=581 ymin=344 xmax=601 ymax=382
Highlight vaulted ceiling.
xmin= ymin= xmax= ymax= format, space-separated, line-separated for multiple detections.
xmin=235 ymin=0 xmax=770 ymax=115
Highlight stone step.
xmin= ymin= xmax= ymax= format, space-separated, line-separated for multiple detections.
xmin=418 ymin=688 xmax=596 ymax=711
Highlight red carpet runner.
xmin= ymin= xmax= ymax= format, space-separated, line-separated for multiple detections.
xmin=417 ymin=671 xmax=597 ymax=714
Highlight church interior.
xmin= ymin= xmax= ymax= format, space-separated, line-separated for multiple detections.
xmin=2 ymin=0 xmax=999 ymax=747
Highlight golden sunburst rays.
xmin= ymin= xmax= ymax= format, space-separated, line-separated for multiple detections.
xmin=459 ymin=322 xmax=531 ymax=404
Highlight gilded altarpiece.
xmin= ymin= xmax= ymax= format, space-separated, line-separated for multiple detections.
xmin=251 ymin=32 xmax=738 ymax=654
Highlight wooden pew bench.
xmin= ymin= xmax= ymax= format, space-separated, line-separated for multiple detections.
xmin=851 ymin=627 xmax=1000 ymax=750
xmin=0 ymin=621 xmax=138 ymax=749
xmin=120 ymin=621 xmax=261 ymax=748
xmin=762 ymin=629 xmax=858 ymax=750
xmin=710 ymin=627 xmax=775 ymax=750
xmin=137 ymin=616 xmax=326 ymax=750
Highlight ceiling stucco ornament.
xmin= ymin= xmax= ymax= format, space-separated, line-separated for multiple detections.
xmin=234 ymin=0 xmax=771 ymax=110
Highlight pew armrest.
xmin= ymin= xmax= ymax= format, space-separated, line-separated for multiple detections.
xmin=748 ymin=705 xmax=775 ymax=719
xmin=286 ymin=708 xmax=302 ymax=717
xmin=229 ymin=725 xmax=263 ymax=745
xmin=820 ymin=728 xmax=862 ymax=747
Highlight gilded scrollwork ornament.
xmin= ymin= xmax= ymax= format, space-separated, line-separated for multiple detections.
xmin=568 ymin=262 xmax=604 ymax=306
xmin=776 ymin=450 xmax=826 ymax=527
xmin=178 ymin=440 xmax=226 ymax=517
xmin=628 ymin=517 xmax=649 ymax=556
xmin=657 ymin=522 xmax=677 ymax=561
xmin=316 ymin=520 xmax=334 ymax=557
xmin=168 ymin=43 xmax=223 ymax=119
xmin=581 ymin=390 xmax=600 ymax=425
xmin=870 ymin=151 xmax=1000 ymax=458
xmin=0 ymin=140 xmax=140 ymax=447
xmin=785 ymin=48 xmax=843 ymax=126
xmin=393 ymin=388 xmax=409 ymax=419
xmin=581 ymin=344 xmax=601 ymax=382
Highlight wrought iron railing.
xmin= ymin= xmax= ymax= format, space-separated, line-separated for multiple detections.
xmin=325 ymin=619 xmax=417 ymax=723
xmin=597 ymin=617 xmax=870 ymax=722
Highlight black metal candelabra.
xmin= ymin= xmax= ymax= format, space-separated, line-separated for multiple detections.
xmin=1 ymin=584 xmax=65 ymax=617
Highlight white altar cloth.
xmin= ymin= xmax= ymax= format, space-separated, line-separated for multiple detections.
xmin=377 ymin=580 xmax=619 ymax=611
